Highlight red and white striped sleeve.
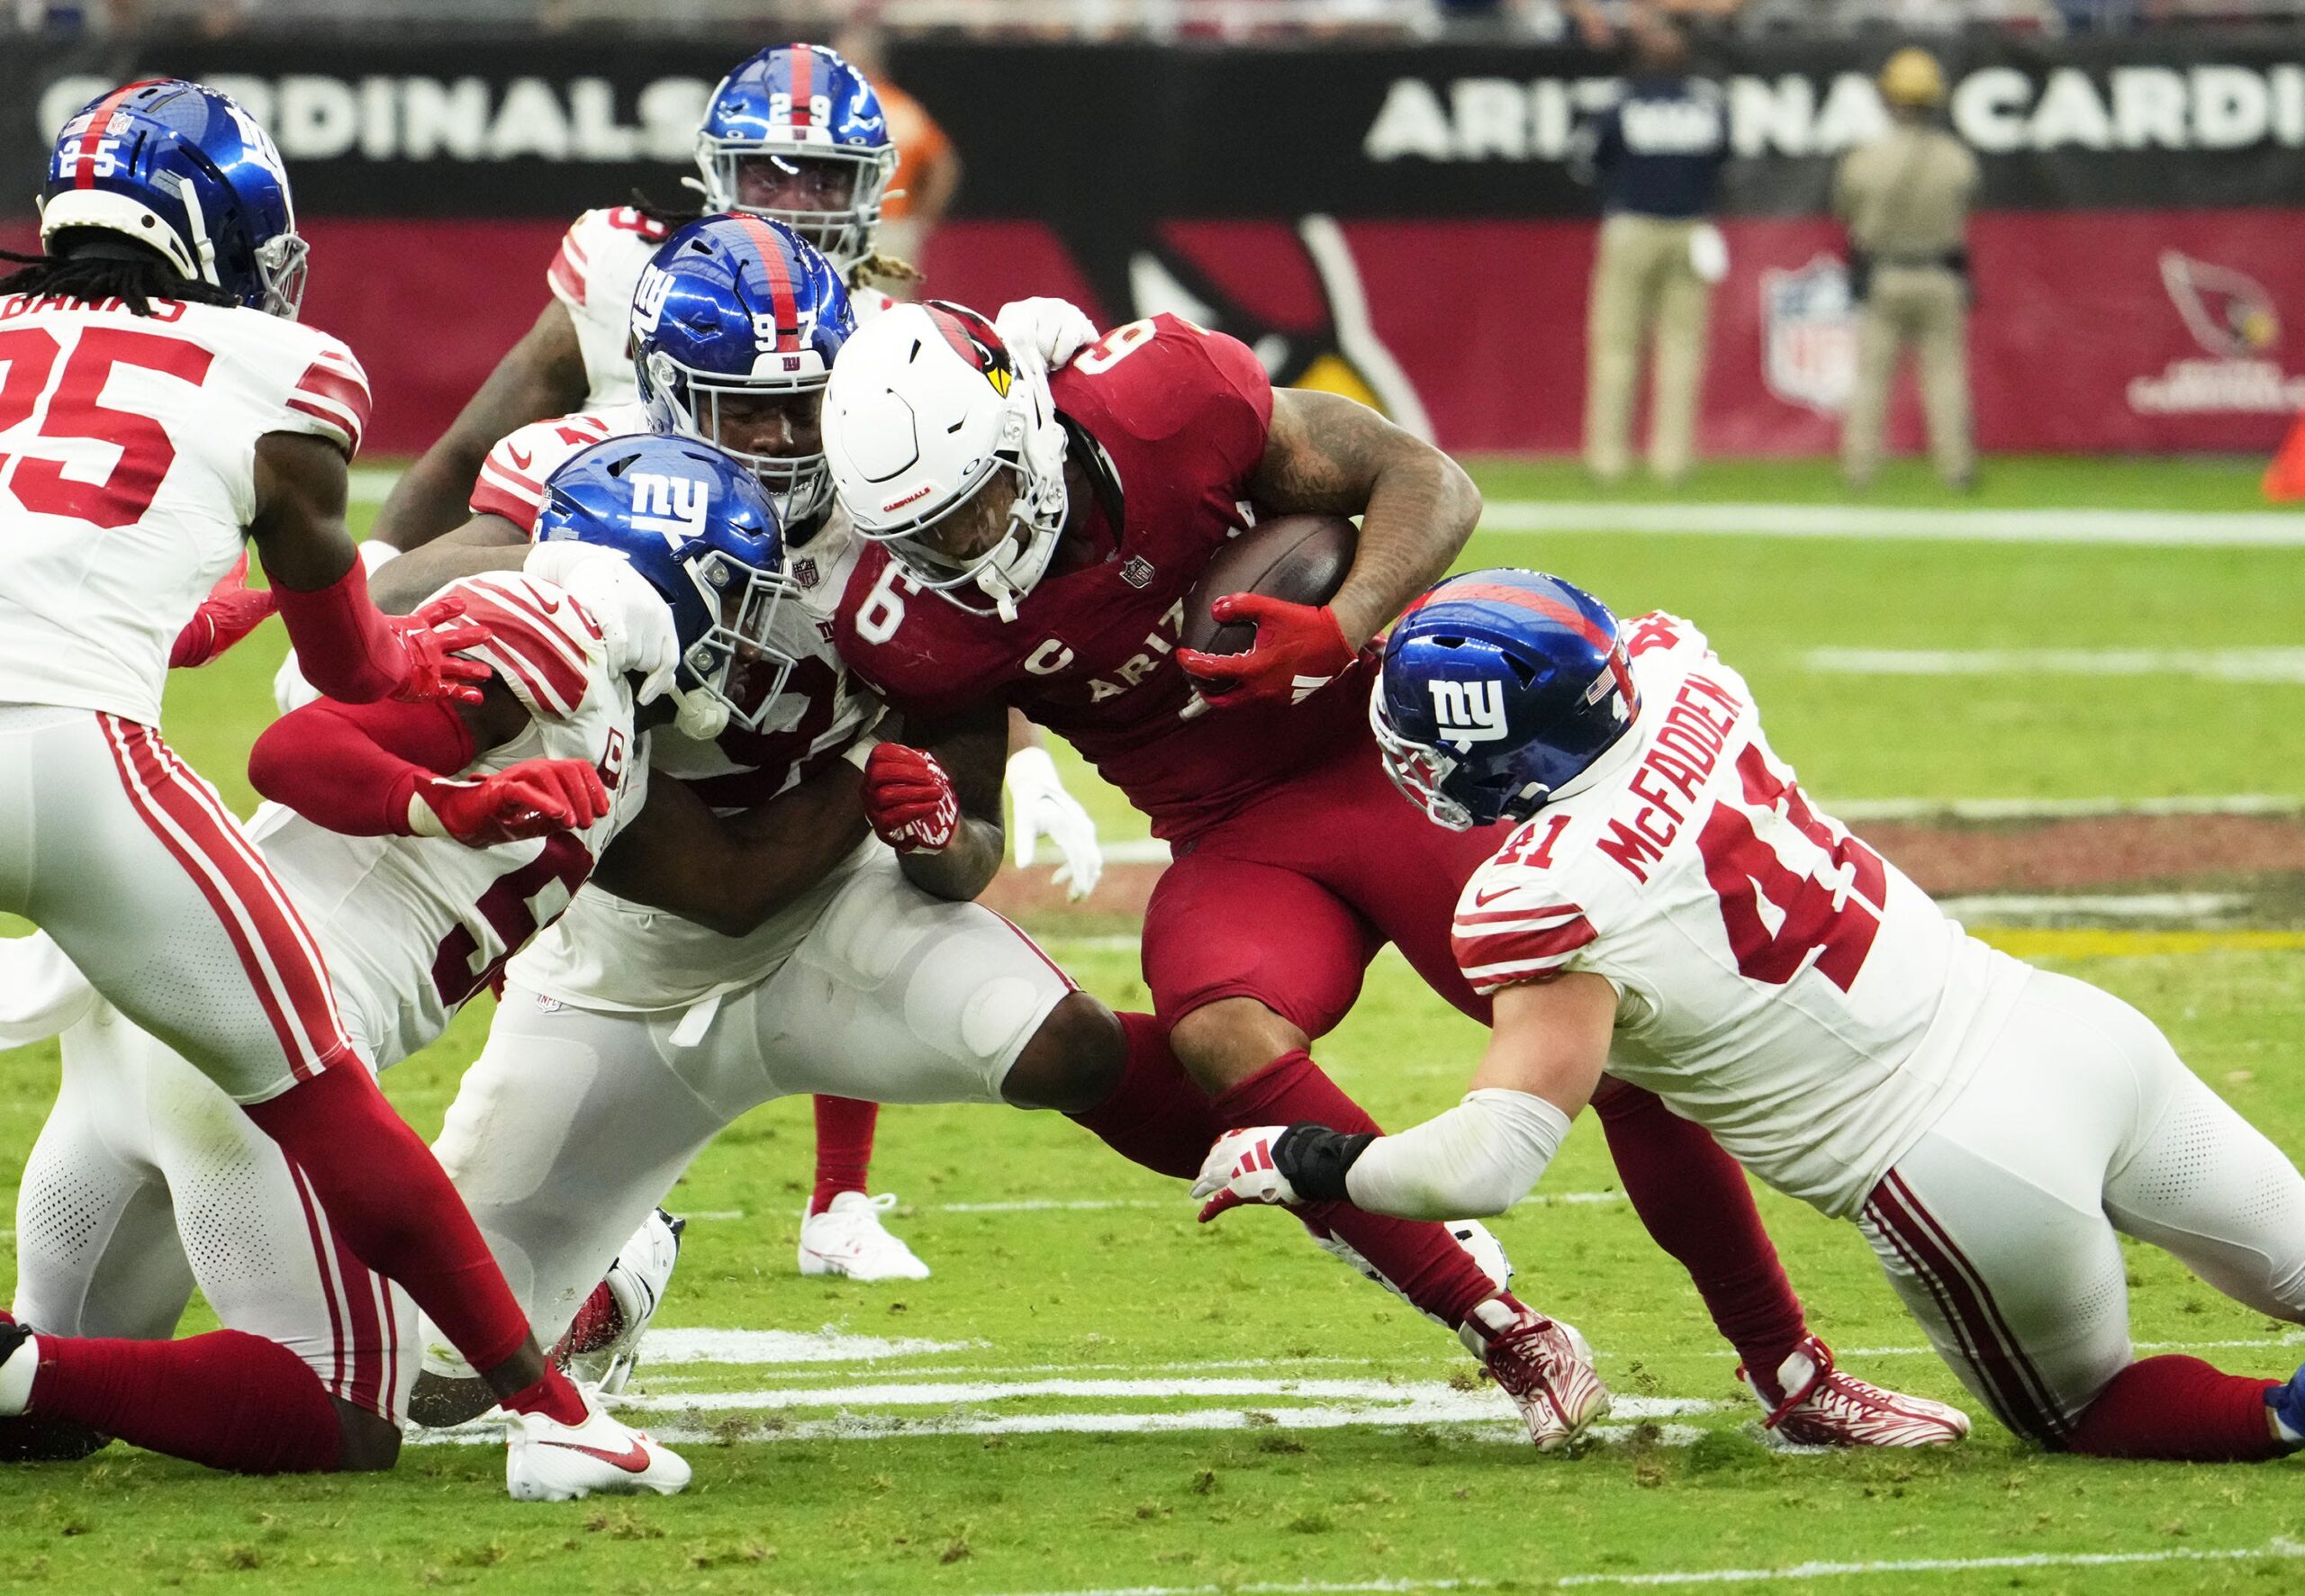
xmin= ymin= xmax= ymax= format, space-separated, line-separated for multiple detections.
xmin=1451 ymin=870 xmax=1600 ymax=996
xmin=469 ymin=411 xmax=617 ymax=532
xmin=280 ymin=337 xmax=373 ymax=459
xmin=546 ymin=210 xmax=599 ymax=310
xmin=446 ymin=573 xmax=606 ymax=723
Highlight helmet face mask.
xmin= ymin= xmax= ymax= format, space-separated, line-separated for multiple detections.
xmin=823 ymin=301 xmax=1071 ymax=623
xmin=534 ymin=434 xmax=802 ymax=744
xmin=1374 ymin=571 xmax=1642 ymax=834
xmin=631 ymin=216 xmax=855 ymax=536
xmin=693 ymin=45 xmax=898 ymax=275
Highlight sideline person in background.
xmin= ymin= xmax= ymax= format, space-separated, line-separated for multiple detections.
xmin=1835 ymin=47 xmax=1979 ymax=492
xmin=836 ymin=23 xmax=962 ymax=299
xmin=1573 ymin=13 xmax=1728 ymax=485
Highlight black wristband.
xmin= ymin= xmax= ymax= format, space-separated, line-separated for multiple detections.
xmin=1272 ymin=1123 xmax=1378 ymax=1203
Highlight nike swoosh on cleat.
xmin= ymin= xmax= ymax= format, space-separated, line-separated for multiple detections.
xmin=537 ymin=1436 xmax=652 ymax=1473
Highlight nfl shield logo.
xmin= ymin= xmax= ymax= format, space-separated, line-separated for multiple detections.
xmin=792 ymin=556 xmax=819 ymax=589
xmin=1120 ymin=555 xmax=1155 ymax=589
xmin=1760 ymin=256 xmax=1858 ymax=415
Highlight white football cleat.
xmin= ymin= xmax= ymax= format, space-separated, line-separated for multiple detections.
xmin=798 ymin=1191 xmax=931 ymax=1281
xmin=1460 ymin=1295 xmax=1612 ymax=1451
xmin=504 ymin=1384 xmax=690 ymax=1501
xmin=1742 ymin=1334 xmax=1970 ymax=1447
xmin=562 ymin=1208 xmax=685 ymax=1395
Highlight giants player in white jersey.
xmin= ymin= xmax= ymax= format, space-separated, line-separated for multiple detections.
xmin=381 ymin=215 xmax=1106 ymax=1294
xmin=1199 ymin=569 xmax=2305 ymax=1462
xmin=3 ymin=432 xmax=823 ymax=1492
xmin=0 ymin=78 xmax=693 ymax=1492
xmin=348 ymin=45 xmax=1101 ymax=1272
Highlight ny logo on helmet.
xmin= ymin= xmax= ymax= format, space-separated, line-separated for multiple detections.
xmin=631 ymin=266 xmax=674 ymax=336
xmin=1429 ymin=679 xmax=1509 ymax=746
xmin=629 ymin=472 xmax=708 ymax=538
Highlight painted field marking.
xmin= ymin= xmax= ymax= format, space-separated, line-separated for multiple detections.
xmin=637 ymin=1329 xmax=980 ymax=1365
xmin=352 ymin=473 xmax=2305 ymax=545
xmin=1480 ymin=500 xmax=2305 ymax=546
xmin=1080 ymin=798 xmax=2304 ymax=868
xmin=973 ymin=1537 xmax=2305 ymax=1596
xmin=1809 ymin=646 xmax=2305 ymax=682
xmin=615 ymin=1376 xmax=1715 ymax=1417
xmin=1981 ymin=928 xmax=2305 ymax=959
xmin=1937 ymin=892 xmax=2246 ymax=922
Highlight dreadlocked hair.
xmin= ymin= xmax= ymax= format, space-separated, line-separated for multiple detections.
xmin=627 ymin=189 xmax=704 ymax=230
xmin=850 ymin=250 xmax=922 ymax=291
xmin=0 ymin=241 xmax=237 ymax=319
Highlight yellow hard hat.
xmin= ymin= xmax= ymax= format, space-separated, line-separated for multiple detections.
xmin=1879 ymin=48 xmax=1948 ymax=109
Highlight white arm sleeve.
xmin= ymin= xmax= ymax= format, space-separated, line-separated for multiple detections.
xmin=1343 ymin=1088 xmax=1573 ymax=1221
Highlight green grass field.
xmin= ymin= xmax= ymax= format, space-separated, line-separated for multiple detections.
xmin=3 ymin=456 xmax=2304 ymax=1594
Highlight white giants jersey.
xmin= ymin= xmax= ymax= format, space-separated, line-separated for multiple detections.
xmin=1451 ymin=614 xmax=2029 ymax=1218
xmin=0 ymin=296 xmax=368 ymax=726
xmin=249 ymin=572 xmax=648 ymax=1067
xmin=547 ymin=207 xmax=669 ymax=406
xmin=475 ymin=407 xmax=883 ymax=1011
xmin=546 ymin=205 xmax=894 ymax=408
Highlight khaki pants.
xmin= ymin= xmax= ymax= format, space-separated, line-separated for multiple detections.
xmin=1842 ymin=265 xmax=1974 ymax=488
xmin=1584 ymin=212 xmax=1713 ymax=482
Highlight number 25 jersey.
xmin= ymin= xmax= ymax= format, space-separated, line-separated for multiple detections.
xmin=0 ymin=295 xmax=369 ymax=726
xmin=1451 ymin=614 xmax=2029 ymax=1218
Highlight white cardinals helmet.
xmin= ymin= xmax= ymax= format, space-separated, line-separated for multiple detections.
xmin=821 ymin=301 xmax=1070 ymax=622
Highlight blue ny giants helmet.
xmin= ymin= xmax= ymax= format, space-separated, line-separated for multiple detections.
xmin=40 ymin=79 xmax=308 ymax=318
xmin=1373 ymin=570 xmax=1640 ymax=832
xmin=536 ymin=434 xmax=800 ymax=742
xmin=630 ymin=215 xmax=855 ymax=532
xmin=694 ymin=45 xmax=897 ymax=274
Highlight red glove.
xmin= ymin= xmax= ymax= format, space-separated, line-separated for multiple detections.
xmin=403 ymin=758 xmax=610 ymax=848
xmin=863 ymin=744 xmax=960 ymax=852
xmin=169 ymin=553 xmax=278 ymax=668
xmin=1174 ymin=594 xmax=1354 ymax=711
xmin=387 ymin=594 xmax=497 ymax=707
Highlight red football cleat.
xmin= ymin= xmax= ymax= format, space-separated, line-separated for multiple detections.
xmin=1460 ymin=1295 xmax=1612 ymax=1450
xmin=1742 ymin=1334 xmax=1970 ymax=1447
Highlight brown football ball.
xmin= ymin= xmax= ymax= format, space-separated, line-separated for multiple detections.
xmin=1179 ymin=514 xmax=1359 ymax=657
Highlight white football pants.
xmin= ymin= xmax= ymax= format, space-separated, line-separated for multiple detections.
xmin=1857 ymin=967 xmax=2305 ymax=1443
xmin=7 ymin=937 xmax=415 ymax=1424
xmin=426 ymin=848 xmax=1073 ymax=1354
xmin=0 ymin=706 xmax=358 ymax=1102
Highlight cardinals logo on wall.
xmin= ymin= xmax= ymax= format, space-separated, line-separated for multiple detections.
xmin=1062 ymin=214 xmax=1432 ymax=440
xmin=2130 ymin=252 xmax=2305 ymax=417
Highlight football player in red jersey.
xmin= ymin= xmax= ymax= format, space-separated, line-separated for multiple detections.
xmin=818 ymin=302 xmax=1961 ymax=1446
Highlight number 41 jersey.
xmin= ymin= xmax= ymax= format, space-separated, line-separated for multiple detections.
xmin=1451 ymin=614 xmax=2029 ymax=1218
xmin=0 ymin=295 xmax=370 ymax=726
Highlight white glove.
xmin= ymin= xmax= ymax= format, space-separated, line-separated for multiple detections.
xmin=275 ymin=540 xmax=402 ymax=714
xmin=1191 ymin=1127 xmax=1299 ymax=1209
xmin=1005 ymin=744 xmax=1103 ymax=900
xmin=995 ymin=297 xmax=1098 ymax=375
xmin=526 ymin=540 xmax=679 ymax=706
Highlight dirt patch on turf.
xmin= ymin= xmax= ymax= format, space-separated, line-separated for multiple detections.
xmin=981 ymin=814 xmax=2305 ymax=932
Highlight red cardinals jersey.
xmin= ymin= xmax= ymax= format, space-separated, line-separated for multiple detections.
xmin=831 ymin=314 xmax=1376 ymax=840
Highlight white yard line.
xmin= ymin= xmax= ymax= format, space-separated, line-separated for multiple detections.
xmin=637 ymin=1329 xmax=981 ymax=1365
xmin=1937 ymin=892 xmax=2246 ymax=923
xmin=1809 ymin=646 xmax=2305 ymax=683
xmin=615 ymin=1376 xmax=1716 ymax=1416
xmin=350 ymin=471 xmax=2305 ymax=546
xmin=1480 ymin=500 xmax=2305 ymax=546
xmin=969 ymin=1537 xmax=2305 ymax=1596
xmin=1081 ymin=797 xmax=2303 ymax=868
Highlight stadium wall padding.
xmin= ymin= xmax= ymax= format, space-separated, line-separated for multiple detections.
xmin=7 ymin=31 xmax=2301 ymax=455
